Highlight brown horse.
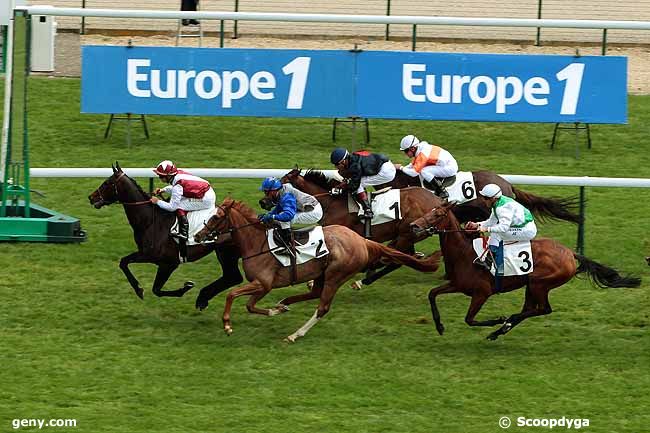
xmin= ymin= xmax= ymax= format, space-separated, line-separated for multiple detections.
xmin=88 ymin=163 xmax=243 ymax=309
xmin=410 ymin=201 xmax=641 ymax=340
xmin=378 ymin=169 xmax=581 ymax=224
xmin=194 ymin=198 xmax=441 ymax=342
xmin=274 ymin=168 xmax=445 ymax=286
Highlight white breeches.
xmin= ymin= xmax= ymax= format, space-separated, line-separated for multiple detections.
xmin=355 ymin=161 xmax=397 ymax=193
xmin=419 ymin=150 xmax=459 ymax=182
xmin=487 ymin=221 xmax=537 ymax=246
xmin=292 ymin=203 xmax=323 ymax=225
xmin=177 ymin=188 xmax=216 ymax=211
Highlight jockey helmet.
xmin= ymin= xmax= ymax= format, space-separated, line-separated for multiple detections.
xmin=153 ymin=160 xmax=178 ymax=176
xmin=260 ymin=177 xmax=282 ymax=191
xmin=330 ymin=147 xmax=349 ymax=165
xmin=479 ymin=184 xmax=502 ymax=198
xmin=399 ymin=135 xmax=420 ymax=151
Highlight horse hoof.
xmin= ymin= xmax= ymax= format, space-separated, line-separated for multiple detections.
xmin=486 ymin=332 xmax=499 ymax=341
xmin=646 ymin=256 xmax=650 ymax=266
xmin=269 ymin=304 xmax=290 ymax=316
xmin=306 ymin=280 xmax=314 ymax=290
xmin=135 ymin=288 xmax=144 ymax=300
xmin=351 ymin=280 xmax=363 ymax=290
xmin=224 ymin=326 xmax=233 ymax=336
xmin=284 ymin=335 xmax=297 ymax=343
xmin=436 ymin=323 xmax=445 ymax=335
xmin=195 ymin=300 xmax=208 ymax=311
xmin=184 ymin=281 xmax=195 ymax=290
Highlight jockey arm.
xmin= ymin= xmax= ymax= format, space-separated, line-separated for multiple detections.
xmin=155 ymin=184 xmax=184 ymax=212
xmin=269 ymin=193 xmax=298 ymax=222
xmin=401 ymin=152 xmax=429 ymax=178
xmin=479 ymin=206 xmax=513 ymax=234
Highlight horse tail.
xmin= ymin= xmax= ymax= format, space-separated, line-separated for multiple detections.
xmin=574 ymin=254 xmax=641 ymax=288
xmin=512 ymin=186 xmax=582 ymax=224
xmin=365 ymin=240 xmax=441 ymax=273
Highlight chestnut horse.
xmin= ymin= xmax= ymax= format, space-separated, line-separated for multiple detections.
xmin=88 ymin=163 xmax=243 ymax=309
xmin=273 ymin=169 xmax=444 ymax=286
xmin=410 ymin=201 xmax=640 ymax=340
xmin=378 ymin=169 xmax=581 ymax=224
xmin=194 ymin=198 xmax=441 ymax=342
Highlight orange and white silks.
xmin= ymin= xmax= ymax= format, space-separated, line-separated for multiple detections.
xmin=411 ymin=142 xmax=442 ymax=173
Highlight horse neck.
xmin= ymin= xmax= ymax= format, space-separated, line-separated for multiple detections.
xmin=439 ymin=211 xmax=474 ymax=265
xmin=119 ymin=178 xmax=156 ymax=229
xmin=227 ymin=206 xmax=267 ymax=255
xmin=293 ymin=177 xmax=327 ymax=195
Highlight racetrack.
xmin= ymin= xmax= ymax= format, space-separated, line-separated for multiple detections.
xmin=0 ymin=77 xmax=649 ymax=433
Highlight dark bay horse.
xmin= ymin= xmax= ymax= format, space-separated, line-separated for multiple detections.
xmin=88 ymin=163 xmax=243 ymax=309
xmin=194 ymin=198 xmax=441 ymax=342
xmin=276 ymin=168 xmax=445 ymax=286
xmin=410 ymin=202 xmax=641 ymax=340
xmin=378 ymin=169 xmax=581 ymax=224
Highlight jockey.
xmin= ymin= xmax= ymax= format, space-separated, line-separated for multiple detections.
xmin=258 ymin=177 xmax=323 ymax=251
xmin=465 ymin=183 xmax=537 ymax=291
xmin=151 ymin=160 xmax=216 ymax=260
xmin=329 ymin=147 xmax=396 ymax=219
xmin=394 ymin=134 xmax=459 ymax=199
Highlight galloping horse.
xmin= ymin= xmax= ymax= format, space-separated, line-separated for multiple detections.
xmin=88 ymin=163 xmax=243 ymax=309
xmin=410 ymin=202 xmax=640 ymax=340
xmin=194 ymin=198 xmax=441 ymax=342
xmin=275 ymin=168 xmax=445 ymax=286
xmin=378 ymin=169 xmax=581 ymax=224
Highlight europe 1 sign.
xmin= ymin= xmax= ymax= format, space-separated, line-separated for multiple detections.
xmin=82 ymin=46 xmax=627 ymax=124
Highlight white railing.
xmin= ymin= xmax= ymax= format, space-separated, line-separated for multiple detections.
xmin=29 ymin=168 xmax=650 ymax=188
xmin=16 ymin=7 xmax=650 ymax=31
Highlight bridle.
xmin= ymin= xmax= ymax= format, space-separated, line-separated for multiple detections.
xmin=414 ymin=207 xmax=468 ymax=235
xmin=95 ymin=172 xmax=152 ymax=206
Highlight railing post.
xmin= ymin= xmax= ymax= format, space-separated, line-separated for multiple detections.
xmin=233 ymin=0 xmax=239 ymax=39
xmin=149 ymin=178 xmax=154 ymax=194
xmin=220 ymin=19 xmax=224 ymax=47
xmin=535 ymin=0 xmax=542 ymax=46
xmin=411 ymin=24 xmax=417 ymax=51
xmin=385 ymin=0 xmax=391 ymax=41
xmin=576 ymin=186 xmax=585 ymax=255
xmin=81 ymin=0 xmax=86 ymax=35
xmin=601 ymin=28 xmax=608 ymax=55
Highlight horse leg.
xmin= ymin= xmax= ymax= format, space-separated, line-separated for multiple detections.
xmin=118 ymin=252 xmax=151 ymax=299
xmin=222 ymin=280 xmax=265 ymax=335
xmin=246 ymin=287 xmax=286 ymax=316
xmin=152 ymin=262 xmax=186 ymax=297
xmin=276 ymin=274 xmax=325 ymax=312
xmin=195 ymin=247 xmax=243 ymax=311
xmin=487 ymin=284 xmax=553 ymax=341
xmin=464 ymin=292 xmax=507 ymax=327
xmin=285 ymin=275 xmax=344 ymax=342
xmin=359 ymin=240 xmax=415 ymax=287
xmin=428 ymin=283 xmax=460 ymax=335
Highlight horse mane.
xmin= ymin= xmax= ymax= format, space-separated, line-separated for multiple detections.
xmin=222 ymin=198 xmax=260 ymax=224
xmin=124 ymin=174 xmax=151 ymax=199
xmin=304 ymin=169 xmax=338 ymax=189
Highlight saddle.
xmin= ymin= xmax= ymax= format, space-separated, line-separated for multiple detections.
xmin=272 ymin=226 xmax=313 ymax=247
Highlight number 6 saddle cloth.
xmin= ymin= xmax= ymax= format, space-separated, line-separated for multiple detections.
xmin=347 ymin=189 xmax=402 ymax=226
xmin=267 ymin=225 xmax=330 ymax=267
xmin=472 ymin=238 xmax=534 ymax=276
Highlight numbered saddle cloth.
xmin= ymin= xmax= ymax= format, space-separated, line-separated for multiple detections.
xmin=347 ymin=189 xmax=402 ymax=226
xmin=170 ymin=206 xmax=216 ymax=246
xmin=472 ymin=238 xmax=534 ymax=276
xmin=443 ymin=171 xmax=477 ymax=204
xmin=267 ymin=225 xmax=330 ymax=267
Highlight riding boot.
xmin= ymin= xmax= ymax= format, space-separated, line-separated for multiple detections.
xmin=357 ymin=191 xmax=374 ymax=219
xmin=424 ymin=178 xmax=448 ymax=199
xmin=177 ymin=210 xmax=189 ymax=262
xmin=475 ymin=249 xmax=494 ymax=271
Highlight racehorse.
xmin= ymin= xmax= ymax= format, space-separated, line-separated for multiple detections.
xmin=377 ymin=169 xmax=581 ymax=224
xmin=273 ymin=168 xmax=445 ymax=286
xmin=88 ymin=163 xmax=243 ymax=309
xmin=193 ymin=198 xmax=441 ymax=342
xmin=410 ymin=201 xmax=641 ymax=340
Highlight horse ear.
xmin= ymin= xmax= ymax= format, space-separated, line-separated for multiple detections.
xmin=112 ymin=163 xmax=117 ymax=174
xmin=115 ymin=161 xmax=122 ymax=172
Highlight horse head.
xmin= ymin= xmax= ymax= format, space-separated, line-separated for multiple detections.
xmin=410 ymin=202 xmax=456 ymax=237
xmin=88 ymin=162 xmax=126 ymax=208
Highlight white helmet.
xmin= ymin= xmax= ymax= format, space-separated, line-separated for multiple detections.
xmin=399 ymin=135 xmax=420 ymax=151
xmin=479 ymin=184 xmax=502 ymax=198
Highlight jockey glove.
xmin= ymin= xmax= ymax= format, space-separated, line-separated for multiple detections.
xmin=260 ymin=213 xmax=275 ymax=223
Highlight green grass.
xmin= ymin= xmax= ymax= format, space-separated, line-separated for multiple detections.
xmin=0 ymin=77 xmax=649 ymax=433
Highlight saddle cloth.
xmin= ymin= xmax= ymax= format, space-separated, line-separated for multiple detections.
xmin=347 ymin=189 xmax=402 ymax=226
xmin=472 ymin=238 xmax=534 ymax=276
xmin=170 ymin=206 xmax=216 ymax=246
xmin=267 ymin=225 xmax=330 ymax=267
xmin=434 ymin=171 xmax=477 ymax=204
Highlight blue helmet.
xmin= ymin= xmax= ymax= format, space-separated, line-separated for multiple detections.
xmin=260 ymin=177 xmax=282 ymax=191
xmin=330 ymin=147 xmax=349 ymax=165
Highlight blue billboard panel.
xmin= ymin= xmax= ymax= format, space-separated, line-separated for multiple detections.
xmin=356 ymin=51 xmax=627 ymax=123
xmin=82 ymin=46 xmax=355 ymax=117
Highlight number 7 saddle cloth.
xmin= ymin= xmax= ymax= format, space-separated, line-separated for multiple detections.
xmin=472 ymin=238 xmax=534 ymax=276
xmin=267 ymin=225 xmax=330 ymax=267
